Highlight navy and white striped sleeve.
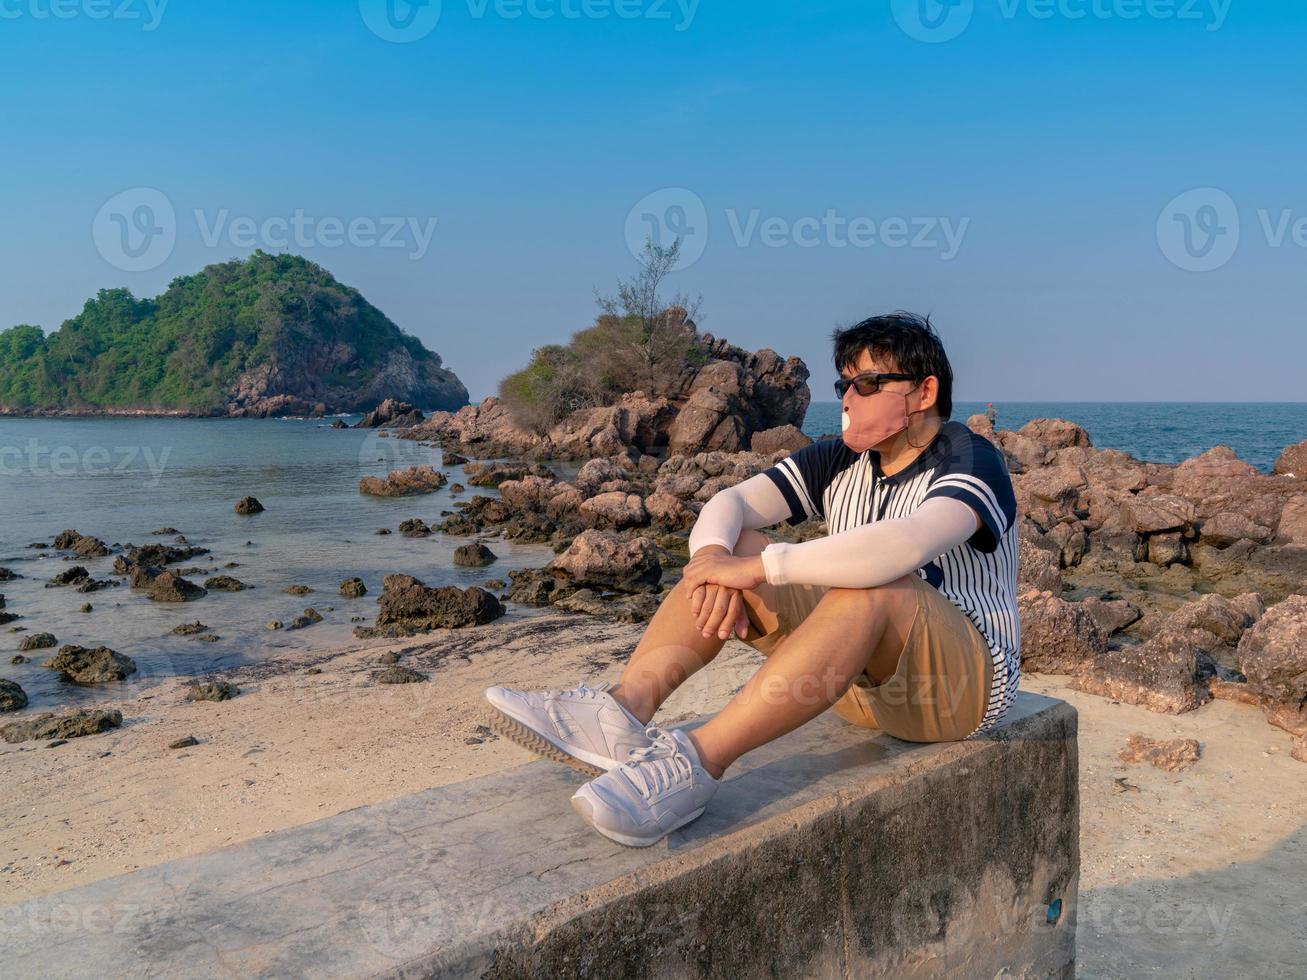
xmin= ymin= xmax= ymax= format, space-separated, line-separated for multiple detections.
xmin=922 ymin=430 xmax=1017 ymax=553
xmin=760 ymin=438 xmax=847 ymax=526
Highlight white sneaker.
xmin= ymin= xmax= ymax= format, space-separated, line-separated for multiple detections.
xmin=570 ymin=725 xmax=719 ymax=847
xmin=482 ymin=679 xmax=652 ymax=776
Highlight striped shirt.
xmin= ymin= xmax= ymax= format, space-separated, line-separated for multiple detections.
xmin=761 ymin=420 xmax=1021 ymax=734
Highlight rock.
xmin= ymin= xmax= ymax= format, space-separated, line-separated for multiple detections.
xmin=114 ymin=542 xmax=209 ymax=573
xmin=48 ymin=566 xmax=91 ymax=588
xmin=1078 ymin=597 xmax=1142 ymax=637
xmin=340 ymin=577 xmax=368 ymax=598
xmin=667 ymin=378 xmax=747 ymax=455
xmin=0 ymin=679 xmax=27 ymax=712
xmin=169 ymin=735 xmax=199 ymax=749
xmin=11 ymin=655 xmax=29 ymax=664
xmin=359 ymin=465 xmax=448 ymax=497
xmin=354 ymin=398 xmax=425 ymax=429
xmin=443 ymin=452 xmax=468 ymax=466
xmin=52 ymin=529 xmax=110 ymax=557
xmin=645 ymin=491 xmax=697 ymax=531
xmin=1200 ymin=511 xmax=1272 ymax=547
xmin=375 ymin=666 xmax=428 ymax=684
xmin=0 ymin=568 xmax=20 ymax=581
xmin=204 ymin=575 xmax=247 ymax=591
xmin=1236 ymin=594 xmax=1307 ymax=709
xmin=464 ymin=461 xmax=556 ymax=488
xmin=1020 ymin=418 xmax=1093 ymax=452
xmin=1293 ymin=736 xmax=1307 ymax=764
xmin=1277 ymin=495 xmax=1307 ymax=545
xmin=449 ymin=483 xmax=464 ymax=493
xmin=399 ymin=518 xmax=431 ymax=538
xmin=18 ymin=632 xmax=56 ymax=651
xmin=453 ymin=543 xmax=497 ymax=567
xmin=1121 ymin=493 xmax=1195 ymax=535
xmin=546 ymin=392 xmax=678 ymax=458
xmin=1073 ymin=628 xmax=1209 ymax=714
xmin=749 ymin=424 xmax=811 ymax=456
xmin=185 ymin=679 xmax=239 ymax=701
xmin=267 ymin=621 xmax=283 ymax=630
xmin=376 ymin=527 xmax=392 ymax=535
xmin=1017 ymin=590 xmax=1107 ymax=674
xmin=375 ymin=583 xmax=505 ymax=630
xmin=1274 ymin=439 xmax=1307 ymax=477
xmin=80 ymin=603 xmax=92 ymax=613
xmin=1146 ymin=531 xmax=1189 ymax=567
xmin=235 ymin=496 xmax=265 ymax=515
xmin=378 ymin=651 xmax=400 ymax=665
xmin=554 ymin=588 xmax=664 ymax=623
xmin=498 ymin=475 xmax=564 ymax=512
xmin=45 ymin=644 xmax=137 ymax=684
xmin=285 ymin=584 xmax=314 ymax=595
xmin=505 ymin=568 xmax=577 ymax=606
xmin=0 ymin=708 xmax=122 ymax=743
xmin=130 ymin=567 xmax=207 ymax=602
xmin=288 ymin=608 xmax=323 ymax=629
xmin=578 ymin=491 xmax=649 ymax=530
xmin=1118 ymin=734 xmax=1202 ymax=771
xmin=966 ymin=414 xmax=994 ymax=437
xmin=330 ymin=418 xmax=347 ymax=428
xmin=1018 ymin=538 xmax=1063 ymax=594
xmin=546 ymin=529 xmax=662 ymax=593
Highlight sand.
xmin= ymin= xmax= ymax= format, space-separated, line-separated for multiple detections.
xmin=3 ymin=610 xmax=1305 ymax=976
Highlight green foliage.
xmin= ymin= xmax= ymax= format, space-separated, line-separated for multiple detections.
xmin=0 ymin=252 xmax=441 ymax=411
xmin=498 ymin=240 xmax=707 ymax=434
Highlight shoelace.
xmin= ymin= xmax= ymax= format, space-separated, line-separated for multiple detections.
xmin=540 ymin=679 xmax=610 ymax=700
xmin=621 ymin=727 xmax=693 ymax=800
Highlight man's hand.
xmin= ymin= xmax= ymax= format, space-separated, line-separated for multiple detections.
xmin=682 ymin=547 xmax=767 ymax=641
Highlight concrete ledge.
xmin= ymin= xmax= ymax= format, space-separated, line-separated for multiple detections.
xmin=3 ymin=692 xmax=1078 ymax=979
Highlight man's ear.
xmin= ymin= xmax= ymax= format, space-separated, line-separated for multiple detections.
xmin=916 ymin=375 xmax=940 ymax=413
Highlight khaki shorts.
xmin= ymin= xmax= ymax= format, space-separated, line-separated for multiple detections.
xmin=741 ymin=573 xmax=994 ymax=743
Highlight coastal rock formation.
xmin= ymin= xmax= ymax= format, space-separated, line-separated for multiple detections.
xmin=129 ymin=566 xmax=207 ymax=602
xmin=1236 ymin=594 xmax=1307 ymax=710
xmin=359 ymin=465 xmax=447 ymax=497
xmin=404 ymin=335 xmax=809 ymax=462
xmin=1274 ymin=439 xmax=1307 ymax=477
xmin=0 ymin=707 xmax=123 ymax=743
xmin=1073 ymin=628 xmax=1211 ymax=714
xmin=204 ymin=575 xmax=247 ymax=591
xmin=45 ymin=645 xmax=137 ymax=684
xmin=235 ymin=496 xmax=265 ymax=515
xmin=354 ymin=399 xmax=425 ymax=429
xmin=339 ymin=577 xmax=368 ymax=598
xmin=0 ymin=679 xmax=26 ymax=712
xmin=453 ymin=543 xmax=497 ymax=567
xmin=547 ymin=530 xmax=662 ymax=594
xmin=114 ymin=543 xmax=210 ymax=573
xmin=373 ymin=578 xmax=505 ymax=632
xmin=52 ymin=529 xmax=110 ymax=558
xmin=185 ymin=679 xmax=239 ymax=701
xmin=18 ymin=633 xmax=56 ymax=651
xmin=1016 ymin=590 xmax=1107 ymax=674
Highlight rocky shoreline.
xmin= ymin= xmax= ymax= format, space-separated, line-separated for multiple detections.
xmin=3 ymin=403 xmax=1306 ymax=766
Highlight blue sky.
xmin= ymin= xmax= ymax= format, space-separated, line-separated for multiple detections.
xmin=2 ymin=1 xmax=1305 ymax=402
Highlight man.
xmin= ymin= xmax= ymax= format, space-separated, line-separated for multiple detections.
xmin=484 ymin=312 xmax=1020 ymax=848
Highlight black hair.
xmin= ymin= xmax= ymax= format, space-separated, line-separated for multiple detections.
xmin=831 ymin=311 xmax=953 ymax=420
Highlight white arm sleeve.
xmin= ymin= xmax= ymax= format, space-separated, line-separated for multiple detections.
xmin=687 ymin=473 xmax=794 ymax=557
xmin=759 ymin=496 xmax=980 ymax=589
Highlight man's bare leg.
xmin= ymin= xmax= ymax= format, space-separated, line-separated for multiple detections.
xmin=686 ymin=577 xmax=919 ymax=779
xmin=609 ymin=529 xmax=780 ymax=725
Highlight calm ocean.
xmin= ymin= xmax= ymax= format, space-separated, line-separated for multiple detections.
xmin=2 ymin=403 xmax=1303 ymax=710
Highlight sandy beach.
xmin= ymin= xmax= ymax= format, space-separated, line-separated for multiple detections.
xmin=3 ymin=607 xmax=1304 ymax=976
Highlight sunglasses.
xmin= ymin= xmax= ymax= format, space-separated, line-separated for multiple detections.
xmin=834 ymin=371 xmax=917 ymax=399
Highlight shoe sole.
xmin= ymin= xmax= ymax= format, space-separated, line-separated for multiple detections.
xmin=481 ymin=703 xmax=608 ymax=777
xmin=570 ymin=794 xmax=706 ymax=848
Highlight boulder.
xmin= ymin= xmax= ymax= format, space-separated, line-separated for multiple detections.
xmin=0 ymin=708 xmax=122 ymax=743
xmin=498 ymin=475 xmax=564 ymax=512
xmin=1200 ymin=511 xmax=1272 ymax=547
xmin=18 ymin=632 xmax=57 ymax=651
xmin=52 ymin=529 xmax=110 ymax=558
xmin=454 ymin=543 xmax=498 ymax=567
xmin=1236 ymin=594 xmax=1307 ymax=709
xmin=375 ymin=666 xmax=428 ymax=684
xmin=1120 ymin=493 xmax=1195 ymax=535
xmin=45 ymin=645 xmax=137 ymax=684
xmin=399 ymin=518 xmax=431 ymax=538
xmin=1277 ymin=495 xmax=1307 ymax=546
xmin=354 ymin=398 xmax=424 ymax=428
xmin=547 ymin=392 xmax=679 ymax=458
xmin=130 ymin=567 xmax=207 ymax=602
xmin=750 ymin=424 xmax=811 ymax=455
xmin=645 ymin=491 xmax=697 ymax=531
xmin=1274 ymin=439 xmax=1307 ymax=477
xmin=1017 ymin=418 xmax=1092 ymax=452
xmin=1078 ymin=597 xmax=1142 ymax=637
xmin=375 ymin=583 xmax=505 ymax=630
xmin=1018 ymin=538 xmax=1063 ymax=594
xmin=114 ymin=542 xmax=209 ymax=573
xmin=359 ymin=465 xmax=447 ymax=497
xmin=1073 ymin=628 xmax=1209 ymax=714
xmin=0 ymin=679 xmax=26 ymax=712
xmin=185 ymin=679 xmax=239 ymax=701
xmin=547 ymin=529 xmax=663 ymax=593
xmin=235 ymin=496 xmax=265 ymax=515
xmin=204 ymin=575 xmax=247 ymax=592
xmin=578 ymin=491 xmax=649 ymax=530
xmin=1017 ymin=590 xmax=1107 ymax=674
xmin=339 ymin=577 xmax=368 ymax=598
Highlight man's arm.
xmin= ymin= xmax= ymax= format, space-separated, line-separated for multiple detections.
xmin=759 ymin=497 xmax=980 ymax=590
xmin=687 ymin=473 xmax=795 ymax=557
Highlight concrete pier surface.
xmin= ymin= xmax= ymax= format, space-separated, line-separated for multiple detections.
xmin=3 ymin=691 xmax=1078 ymax=978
